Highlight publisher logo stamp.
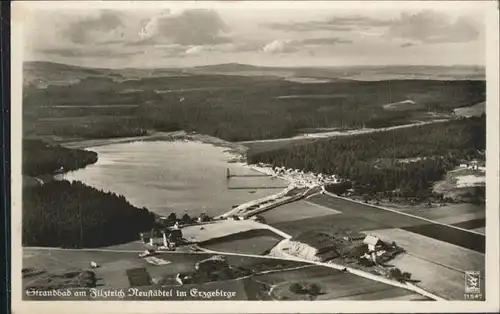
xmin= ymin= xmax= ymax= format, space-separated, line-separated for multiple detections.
xmin=465 ymin=271 xmax=481 ymax=294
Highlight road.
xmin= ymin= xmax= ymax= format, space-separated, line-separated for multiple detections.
xmin=324 ymin=192 xmax=484 ymax=236
xmin=311 ymin=192 xmax=485 ymax=254
xmin=196 ymin=240 xmax=445 ymax=301
xmin=238 ymin=119 xmax=449 ymax=146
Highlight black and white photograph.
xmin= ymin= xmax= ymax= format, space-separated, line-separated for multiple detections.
xmin=10 ymin=0 xmax=499 ymax=312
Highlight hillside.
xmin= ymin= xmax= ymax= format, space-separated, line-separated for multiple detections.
xmin=23 ymin=61 xmax=486 ymax=142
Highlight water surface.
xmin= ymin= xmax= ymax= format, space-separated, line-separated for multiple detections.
xmin=61 ymin=141 xmax=288 ymax=217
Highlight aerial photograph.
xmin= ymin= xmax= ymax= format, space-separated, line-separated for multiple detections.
xmin=20 ymin=1 xmax=486 ymax=302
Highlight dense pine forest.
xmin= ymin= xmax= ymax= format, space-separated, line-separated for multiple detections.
xmin=22 ymin=180 xmax=156 ymax=247
xmin=247 ymin=116 xmax=486 ymax=198
xmin=23 ymin=139 xmax=98 ymax=176
xmin=24 ymin=75 xmax=485 ymax=142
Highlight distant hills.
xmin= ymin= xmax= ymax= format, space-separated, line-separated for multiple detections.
xmin=23 ymin=61 xmax=486 ymax=88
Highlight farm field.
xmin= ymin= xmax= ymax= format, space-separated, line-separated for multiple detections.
xmin=333 ymin=288 xmax=431 ymax=300
xmin=452 ymin=218 xmax=486 ymax=230
xmin=388 ymin=253 xmax=485 ymax=300
xmin=254 ymin=265 xmax=422 ymax=300
xmin=472 ymin=227 xmax=485 ymax=234
xmin=200 ymin=229 xmax=283 ymax=255
xmin=22 ymin=248 xmax=305 ymax=294
xmin=272 ymin=214 xmax=388 ymax=238
xmin=260 ymin=200 xmax=340 ymax=224
xmin=363 ymin=228 xmax=485 ymax=274
xmin=306 ymin=195 xmax=485 ymax=253
xmin=182 ymin=220 xmax=268 ymax=243
xmin=404 ymin=203 xmax=485 ymax=225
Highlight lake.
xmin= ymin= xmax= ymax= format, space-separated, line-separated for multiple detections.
xmin=60 ymin=141 xmax=288 ymax=217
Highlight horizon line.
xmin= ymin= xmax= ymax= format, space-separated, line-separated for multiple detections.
xmin=23 ymin=60 xmax=486 ymax=72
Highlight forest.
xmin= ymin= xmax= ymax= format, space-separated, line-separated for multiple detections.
xmin=24 ymin=74 xmax=485 ymax=142
xmin=23 ymin=139 xmax=98 ymax=176
xmin=247 ymin=116 xmax=486 ymax=198
xmin=22 ymin=180 xmax=156 ymax=248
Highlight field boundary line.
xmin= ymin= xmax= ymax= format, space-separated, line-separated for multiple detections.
xmin=404 ymin=252 xmax=486 ymax=279
xmin=324 ymin=192 xmax=485 ymax=236
xmin=198 ymin=241 xmax=445 ymax=301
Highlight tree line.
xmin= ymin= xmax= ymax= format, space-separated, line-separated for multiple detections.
xmin=247 ymin=116 xmax=486 ymax=197
xmin=23 ymin=139 xmax=98 ymax=176
xmin=23 ymin=180 xmax=156 ymax=248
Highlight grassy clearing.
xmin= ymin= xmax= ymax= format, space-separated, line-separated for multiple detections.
xmin=472 ymin=227 xmax=485 ymax=234
xmin=409 ymin=203 xmax=485 ymax=225
xmin=272 ymin=214 xmax=387 ymax=239
xmin=333 ymin=287 xmax=431 ymax=300
xmin=182 ymin=220 xmax=265 ymax=243
xmin=200 ymin=229 xmax=283 ymax=255
xmin=363 ymin=228 xmax=484 ymax=274
xmin=389 ymin=253 xmax=485 ymax=300
xmin=257 ymin=265 xmax=417 ymax=300
xmin=260 ymin=200 xmax=339 ymax=224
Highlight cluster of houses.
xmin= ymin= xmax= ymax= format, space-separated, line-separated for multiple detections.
xmin=267 ymin=165 xmax=341 ymax=187
xmin=359 ymin=235 xmax=400 ymax=265
xmin=459 ymin=160 xmax=480 ymax=171
xmin=140 ymin=227 xmax=183 ymax=250
xmin=175 ymin=255 xmax=230 ymax=285
xmin=139 ymin=212 xmax=214 ymax=249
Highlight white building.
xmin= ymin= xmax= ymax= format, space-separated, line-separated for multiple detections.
xmin=363 ymin=235 xmax=382 ymax=252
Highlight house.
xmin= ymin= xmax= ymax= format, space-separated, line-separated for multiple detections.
xmin=195 ymin=255 xmax=229 ymax=273
xmin=175 ymin=273 xmax=192 ymax=285
xmin=363 ymin=235 xmax=383 ymax=252
xmin=163 ymin=228 xmax=183 ymax=245
xmin=197 ymin=213 xmax=211 ymax=223
xmin=150 ymin=228 xmax=165 ymax=244
xmin=140 ymin=232 xmax=151 ymax=244
xmin=142 ymin=227 xmax=183 ymax=247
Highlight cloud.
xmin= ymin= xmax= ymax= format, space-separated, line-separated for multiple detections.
xmin=61 ymin=10 xmax=125 ymax=44
xmin=388 ymin=10 xmax=480 ymax=43
xmin=185 ymin=46 xmax=206 ymax=55
xmin=138 ymin=9 xmax=231 ymax=46
xmin=264 ymin=10 xmax=480 ymax=44
xmin=262 ymin=37 xmax=351 ymax=54
xmin=262 ymin=40 xmax=298 ymax=53
xmin=301 ymin=38 xmax=352 ymax=45
xmin=400 ymin=42 xmax=415 ymax=48
xmin=264 ymin=15 xmax=392 ymax=32
xmin=39 ymin=47 xmax=137 ymax=58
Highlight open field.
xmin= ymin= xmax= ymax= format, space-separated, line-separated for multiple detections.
xmin=22 ymin=247 xmax=306 ymax=297
xmin=333 ymin=288 xmax=431 ymax=301
xmin=272 ymin=214 xmax=387 ymax=238
xmin=362 ymin=228 xmax=484 ymax=274
xmin=260 ymin=200 xmax=340 ymax=224
xmin=453 ymin=101 xmax=486 ymax=118
xmin=452 ymin=219 xmax=486 ymax=230
xmin=182 ymin=220 xmax=269 ymax=243
xmin=305 ymin=195 xmax=485 ymax=253
xmin=472 ymin=227 xmax=485 ymax=234
xmin=254 ymin=265 xmax=423 ymax=301
xmin=388 ymin=253 xmax=485 ymax=300
xmin=406 ymin=203 xmax=485 ymax=225
xmin=200 ymin=229 xmax=283 ymax=255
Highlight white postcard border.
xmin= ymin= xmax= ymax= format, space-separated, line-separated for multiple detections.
xmin=10 ymin=1 xmax=500 ymax=313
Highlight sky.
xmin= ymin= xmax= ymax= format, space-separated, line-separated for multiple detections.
xmin=20 ymin=1 xmax=487 ymax=69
